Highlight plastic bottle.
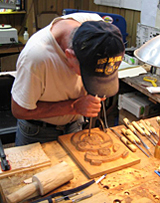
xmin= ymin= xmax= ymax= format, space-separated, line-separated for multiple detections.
xmin=23 ymin=27 xmax=29 ymax=41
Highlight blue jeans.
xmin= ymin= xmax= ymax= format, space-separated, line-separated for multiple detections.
xmin=15 ymin=117 xmax=84 ymax=146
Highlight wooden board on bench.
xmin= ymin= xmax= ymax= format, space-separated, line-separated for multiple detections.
xmin=0 ymin=142 xmax=51 ymax=179
xmin=58 ymin=128 xmax=141 ymax=178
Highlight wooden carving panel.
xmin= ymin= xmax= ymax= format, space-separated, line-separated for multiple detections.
xmin=0 ymin=142 xmax=51 ymax=179
xmin=58 ymin=128 xmax=141 ymax=178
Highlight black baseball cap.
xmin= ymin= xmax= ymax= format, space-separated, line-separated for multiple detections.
xmin=72 ymin=20 xmax=125 ymax=98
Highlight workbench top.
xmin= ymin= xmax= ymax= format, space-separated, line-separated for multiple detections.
xmin=1 ymin=117 xmax=160 ymax=203
xmin=121 ymin=72 xmax=160 ymax=104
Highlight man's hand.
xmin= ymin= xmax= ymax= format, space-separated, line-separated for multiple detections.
xmin=72 ymin=95 xmax=106 ymax=117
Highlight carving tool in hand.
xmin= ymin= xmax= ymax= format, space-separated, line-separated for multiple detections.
xmin=88 ymin=95 xmax=98 ymax=136
xmin=140 ymin=119 xmax=159 ymax=141
xmin=88 ymin=117 xmax=93 ymax=136
xmin=132 ymin=121 xmax=156 ymax=146
xmin=123 ymin=118 xmax=150 ymax=152
xmin=110 ymin=128 xmax=137 ymax=152
xmin=0 ymin=138 xmax=11 ymax=171
xmin=102 ymin=99 xmax=109 ymax=129
xmin=121 ymin=128 xmax=150 ymax=157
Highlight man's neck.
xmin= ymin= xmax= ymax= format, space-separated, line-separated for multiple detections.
xmin=50 ymin=19 xmax=80 ymax=52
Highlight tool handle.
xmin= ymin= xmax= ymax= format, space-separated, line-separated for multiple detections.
xmin=7 ymin=182 xmax=38 ymax=203
xmin=0 ymin=139 xmax=5 ymax=158
xmin=123 ymin=118 xmax=135 ymax=132
xmin=38 ymin=199 xmax=57 ymax=203
xmin=132 ymin=121 xmax=145 ymax=135
xmin=158 ymin=129 xmax=160 ymax=145
xmin=150 ymin=126 xmax=158 ymax=135
xmin=145 ymin=120 xmax=157 ymax=134
xmin=125 ymin=129 xmax=141 ymax=144
xmin=140 ymin=120 xmax=151 ymax=132
xmin=139 ymin=123 xmax=150 ymax=136
xmin=121 ymin=128 xmax=135 ymax=143
xmin=156 ymin=116 xmax=160 ymax=125
xmin=120 ymin=136 xmax=137 ymax=152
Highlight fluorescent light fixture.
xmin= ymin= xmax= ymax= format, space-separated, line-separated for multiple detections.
xmin=0 ymin=2 xmax=16 ymax=9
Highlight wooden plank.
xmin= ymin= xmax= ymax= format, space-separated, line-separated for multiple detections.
xmin=125 ymin=9 xmax=134 ymax=47
xmin=89 ymin=0 xmax=98 ymax=11
xmin=45 ymin=0 xmax=57 ymax=12
xmin=132 ymin=10 xmax=141 ymax=46
xmin=56 ymin=0 xmax=64 ymax=15
xmin=58 ymin=128 xmax=141 ymax=178
xmin=0 ymin=143 xmax=51 ymax=179
xmin=63 ymin=0 xmax=69 ymax=10
xmin=81 ymin=0 xmax=89 ymax=11
xmin=98 ymin=5 xmax=108 ymax=13
xmin=68 ymin=0 xmax=75 ymax=9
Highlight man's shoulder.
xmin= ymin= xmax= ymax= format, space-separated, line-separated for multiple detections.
xmin=54 ymin=12 xmax=103 ymax=23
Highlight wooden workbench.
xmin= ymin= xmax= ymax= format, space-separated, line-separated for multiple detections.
xmin=121 ymin=72 xmax=160 ymax=104
xmin=1 ymin=117 xmax=160 ymax=203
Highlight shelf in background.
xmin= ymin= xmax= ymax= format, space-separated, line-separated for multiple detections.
xmin=0 ymin=11 xmax=26 ymax=14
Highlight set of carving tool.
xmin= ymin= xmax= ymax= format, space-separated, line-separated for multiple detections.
xmin=88 ymin=99 xmax=108 ymax=136
xmin=111 ymin=117 xmax=159 ymax=158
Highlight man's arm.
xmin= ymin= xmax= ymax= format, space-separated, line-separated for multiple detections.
xmin=11 ymin=95 xmax=105 ymax=120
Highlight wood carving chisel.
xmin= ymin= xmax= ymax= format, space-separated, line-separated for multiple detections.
xmin=38 ymin=192 xmax=83 ymax=203
xmin=123 ymin=118 xmax=150 ymax=151
xmin=110 ymin=128 xmax=137 ymax=152
xmin=139 ymin=122 xmax=157 ymax=145
xmin=102 ymin=100 xmax=109 ymax=129
xmin=0 ymin=138 xmax=10 ymax=171
xmin=88 ymin=117 xmax=92 ymax=136
xmin=88 ymin=95 xmax=98 ymax=136
xmin=145 ymin=120 xmax=159 ymax=141
xmin=121 ymin=128 xmax=150 ymax=157
xmin=124 ymin=129 xmax=141 ymax=144
xmin=132 ymin=121 xmax=156 ymax=146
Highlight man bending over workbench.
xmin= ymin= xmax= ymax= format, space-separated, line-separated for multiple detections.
xmin=11 ymin=12 xmax=125 ymax=146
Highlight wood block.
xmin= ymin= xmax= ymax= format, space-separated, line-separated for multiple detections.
xmin=0 ymin=142 xmax=51 ymax=179
xmin=58 ymin=128 xmax=141 ymax=178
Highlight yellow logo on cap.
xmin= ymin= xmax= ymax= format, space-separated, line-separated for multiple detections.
xmin=96 ymin=56 xmax=122 ymax=75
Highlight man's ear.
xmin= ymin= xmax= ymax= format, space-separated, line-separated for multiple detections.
xmin=65 ymin=48 xmax=75 ymax=58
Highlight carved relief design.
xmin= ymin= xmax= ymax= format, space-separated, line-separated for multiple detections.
xmin=71 ymin=129 xmax=129 ymax=166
